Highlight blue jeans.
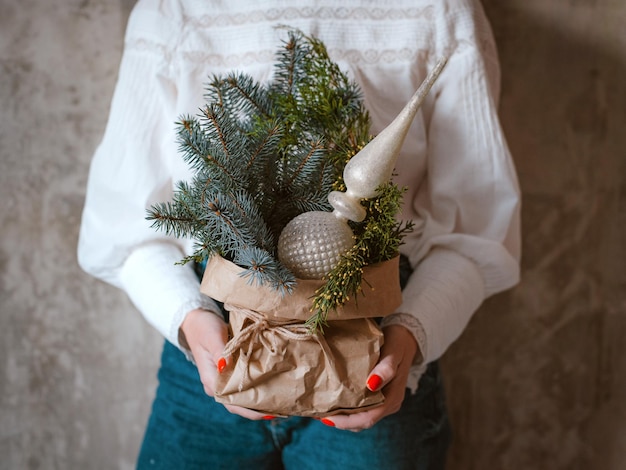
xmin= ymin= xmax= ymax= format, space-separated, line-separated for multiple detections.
xmin=136 ymin=340 xmax=451 ymax=470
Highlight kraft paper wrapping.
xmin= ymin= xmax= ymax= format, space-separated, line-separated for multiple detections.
xmin=200 ymin=255 xmax=402 ymax=322
xmin=199 ymin=255 xmax=403 ymax=417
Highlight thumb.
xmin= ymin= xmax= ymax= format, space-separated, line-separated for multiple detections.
xmin=366 ymin=325 xmax=418 ymax=392
xmin=366 ymin=352 xmax=399 ymax=392
xmin=203 ymin=314 xmax=231 ymax=373
xmin=180 ymin=309 xmax=229 ymax=397
xmin=201 ymin=313 xmax=229 ymax=371
xmin=182 ymin=309 xmax=229 ymax=363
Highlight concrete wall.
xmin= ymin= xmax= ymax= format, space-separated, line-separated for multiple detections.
xmin=1 ymin=1 xmax=624 ymax=469
xmin=442 ymin=1 xmax=626 ymax=469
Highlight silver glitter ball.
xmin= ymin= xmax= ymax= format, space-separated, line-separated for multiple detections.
xmin=277 ymin=211 xmax=354 ymax=280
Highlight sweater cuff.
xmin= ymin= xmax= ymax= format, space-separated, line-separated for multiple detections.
xmin=380 ymin=312 xmax=427 ymax=365
xmin=393 ymin=247 xmax=485 ymax=363
xmin=118 ymin=241 xmax=222 ymax=350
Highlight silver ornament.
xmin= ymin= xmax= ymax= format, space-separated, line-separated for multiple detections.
xmin=278 ymin=57 xmax=448 ymax=280
xmin=277 ymin=211 xmax=354 ymax=280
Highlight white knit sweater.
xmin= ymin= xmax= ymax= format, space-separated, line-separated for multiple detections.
xmin=78 ymin=0 xmax=521 ymax=391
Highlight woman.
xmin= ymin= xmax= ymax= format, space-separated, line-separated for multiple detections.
xmin=78 ymin=1 xmax=520 ymax=468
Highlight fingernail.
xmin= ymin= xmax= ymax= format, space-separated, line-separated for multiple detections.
xmin=366 ymin=374 xmax=383 ymax=392
xmin=217 ymin=357 xmax=227 ymax=373
xmin=321 ymin=418 xmax=335 ymax=427
xmin=262 ymin=415 xmax=276 ymax=420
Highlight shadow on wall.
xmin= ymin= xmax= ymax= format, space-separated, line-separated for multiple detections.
xmin=442 ymin=2 xmax=626 ymax=470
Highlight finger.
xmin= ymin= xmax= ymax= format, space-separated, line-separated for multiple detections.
xmin=200 ymin=312 xmax=229 ymax=360
xmin=366 ymin=350 xmax=399 ymax=392
xmin=325 ymin=406 xmax=386 ymax=432
xmin=181 ymin=310 xmax=230 ymax=395
xmin=200 ymin=314 xmax=231 ymax=371
xmin=191 ymin=312 xmax=230 ymax=370
xmin=224 ymin=404 xmax=276 ymax=421
xmin=330 ymin=371 xmax=409 ymax=432
xmin=192 ymin=345 xmax=220 ymax=396
xmin=366 ymin=325 xmax=418 ymax=392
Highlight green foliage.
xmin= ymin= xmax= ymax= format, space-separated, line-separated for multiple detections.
xmin=147 ymin=28 xmax=411 ymax=324
xmin=307 ymin=182 xmax=414 ymax=332
xmin=147 ymin=29 xmax=371 ymax=291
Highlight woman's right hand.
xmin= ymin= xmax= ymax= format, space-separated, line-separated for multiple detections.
xmin=179 ymin=308 xmax=272 ymax=420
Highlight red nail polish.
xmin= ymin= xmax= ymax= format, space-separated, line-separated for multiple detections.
xmin=321 ymin=418 xmax=335 ymax=427
xmin=367 ymin=374 xmax=383 ymax=392
xmin=217 ymin=357 xmax=227 ymax=373
xmin=262 ymin=415 xmax=276 ymax=420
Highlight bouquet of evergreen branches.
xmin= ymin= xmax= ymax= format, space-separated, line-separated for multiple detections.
xmin=148 ymin=28 xmax=411 ymax=331
xmin=147 ymin=29 xmax=413 ymax=416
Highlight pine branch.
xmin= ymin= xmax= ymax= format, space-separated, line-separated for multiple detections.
xmin=234 ymin=246 xmax=296 ymax=293
xmin=273 ymin=30 xmax=310 ymax=103
xmin=198 ymin=105 xmax=249 ymax=183
xmin=211 ymin=73 xmax=273 ymax=122
xmin=146 ymin=201 xmax=197 ymax=239
xmin=147 ymin=180 xmax=206 ymax=239
xmin=281 ymin=139 xmax=327 ymax=189
xmin=175 ymin=117 xmax=211 ymax=171
xmin=244 ymin=120 xmax=283 ymax=171
xmin=202 ymin=190 xmax=274 ymax=256
xmin=147 ymin=27 xmax=409 ymax=300
xmin=176 ymin=115 xmax=242 ymax=190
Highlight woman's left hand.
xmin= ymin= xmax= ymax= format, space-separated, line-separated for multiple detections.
xmin=323 ymin=324 xmax=421 ymax=432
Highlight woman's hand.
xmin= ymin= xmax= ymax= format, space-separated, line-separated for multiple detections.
xmin=179 ymin=308 xmax=271 ymax=420
xmin=323 ymin=324 xmax=421 ymax=432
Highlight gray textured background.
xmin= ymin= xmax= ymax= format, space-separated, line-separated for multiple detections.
xmin=1 ymin=1 xmax=625 ymax=469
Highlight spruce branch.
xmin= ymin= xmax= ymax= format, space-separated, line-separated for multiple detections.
xmin=146 ymin=201 xmax=197 ymax=239
xmin=176 ymin=115 xmax=242 ymax=190
xmin=202 ymin=189 xmax=274 ymax=255
xmin=244 ymin=120 xmax=283 ymax=171
xmin=234 ymin=246 xmax=296 ymax=293
xmin=281 ymin=139 xmax=327 ymax=189
xmin=148 ymin=27 xmax=410 ymax=305
xmin=209 ymin=73 xmax=273 ymax=123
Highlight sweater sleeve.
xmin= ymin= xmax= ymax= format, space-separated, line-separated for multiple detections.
xmin=77 ymin=2 xmax=221 ymax=349
xmin=415 ymin=22 xmax=521 ymax=294
xmin=388 ymin=5 xmax=521 ymax=365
